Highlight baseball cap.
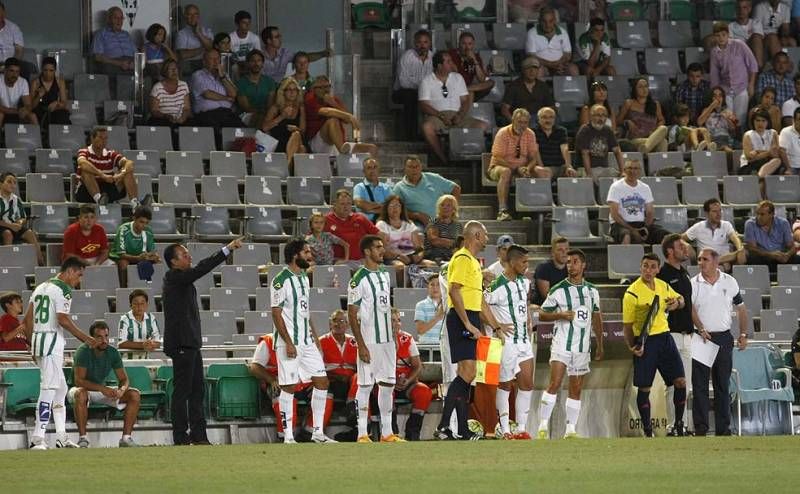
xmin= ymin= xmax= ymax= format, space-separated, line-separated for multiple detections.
xmin=521 ymin=57 xmax=540 ymax=69
xmin=496 ymin=234 xmax=514 ymax=248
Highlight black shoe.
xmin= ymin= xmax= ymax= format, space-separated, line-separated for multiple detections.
xmin=140 ymin=193 xmax=153 ymax=208
xmin=675 ymin=421 xmax=685 ymax=437
xmin=460 ymin=430 xmax=483 ymax=441
xmin=433 ymin=426 xmax=455 ymax=441
xmin=295 ymin=429 xmax=313 ymax=443
xmin=404 ymin=414 xmax=423 ymax=441
xmin=643 ymin=429 xmax=654 ymax=438
xmin=190 ymin=440 xmax=212 ymax=446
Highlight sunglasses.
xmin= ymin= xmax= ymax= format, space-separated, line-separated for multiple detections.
xmin=515 ymin=143 xmax=521 ymax=159
xmin=441 ymin=84 xmax=448 ymax=98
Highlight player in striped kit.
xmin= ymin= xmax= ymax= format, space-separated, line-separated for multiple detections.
xmin=270 ymin=238 xmax=336 ymax=444
xmin=537 ymin=249 xmax=604 ymax=439
xmin=348 ymin=235 xmax=404 ymax=443
xmin=485 ymin=245 xmax=535 ymax=439
xmin=117 ymin=289 xmax=161 ymax=359
xmin=23 ymin=257 xmax=96 ymax=449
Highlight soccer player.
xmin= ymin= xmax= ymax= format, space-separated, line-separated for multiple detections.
xmin=486 ymin=244 xmax=535 ymax=439
xmin=537 ymin=249 xmax=604 ymax=439
xmin=270 ymin=238 xmax=336 ymax=444
xmin=348 ymin=235 xmax=404 ymax=443
xmin=622 ymin=253 xmax=687 ymax=438
xmin=392 ymin=308 xmax=433 ymax=441
xmin=117 ymin=289 xmax=161 ymax=359
xmin=23 ymin=256 xmax=96 ymax=449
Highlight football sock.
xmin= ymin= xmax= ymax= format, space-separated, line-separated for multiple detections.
xmin=279 ymin=391 xmax=295 ymax=440
xmin=378 ymin=385 xmax=394 ymax=437
xmin=310 ymin=388 xmax=327 ymax=435
xmin=538 ymin=391 xmax=557 ymax=429
xmin=637 ymin=390 xmax=652 ymax=433
xmin=122 ymin=435 xmax=131 ymax=441
xmin=495 ymin=388 xmax=511 ymax=434
xmin=565 ymin=398 xmax=581 ymax=430
xmin=409 ymin=383 xmax=432 ymax=414
xmin=33 ymin=389 xmax=55 ymax=441
xmin=673 ymin=386 xmax=686 ymax=424
xmin=450 ymin=377 xmax=471 ymax=436
xmin=53 ymin=384 xmax=67 ymax=437
xmin=515 ymin=390 xmax=533 ymax=432
xmin=356 ymin=385 xmax=372 ymax=437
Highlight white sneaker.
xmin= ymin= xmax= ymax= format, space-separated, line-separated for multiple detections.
xmin=284 ymin=437 xmax=297 ymax=444
xmin=55 ymin=438 xmax=79 ymax=448
xmin=311 ymin=433 xmax=338 ymax=443
xmin=119 ymin=437 xmax=140 ymax=448
xmin=77 ymin=437 xmax=90 ymax=448
xmin=30 ymin=441 xmax=48 ymax=450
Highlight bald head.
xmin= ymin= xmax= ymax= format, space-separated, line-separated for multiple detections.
xmin=463 ymin=220 xmax=488 ymax=254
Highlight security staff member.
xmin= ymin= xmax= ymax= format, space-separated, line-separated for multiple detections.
xmin=690 ymin=248 xmax=748 ymax=436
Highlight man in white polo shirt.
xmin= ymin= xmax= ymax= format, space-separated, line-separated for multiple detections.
xmin=682 ymin=198 xmax=746 ymax=270
xmin=690 ymin=248 xmax=748 ymax=436
xmin=606 ymin=159 xmax=671 ymax=245
xmin=779 ymin=105 xmax=800 ymax=173
xmin=524 ymin=6 xmax=578 ymax=77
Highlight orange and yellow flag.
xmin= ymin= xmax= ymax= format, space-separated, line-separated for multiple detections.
xmin=475 ymin=336 xmax=503 ymax=385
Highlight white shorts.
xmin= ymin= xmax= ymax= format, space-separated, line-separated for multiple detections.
xmin=276 ymin=343 xmax=326 ymax=386
xmin=549 ymin=349 xmax=591 ymax=376
xmin=499 ymin=340 xmax=535 ymax=383
xmin=67 ymin=387 xmax=127 ymax=410
xmin=309 ymin=132 xmax=338 ymax=155
xmin=35 ymin=354 xmax=67 ymax=391
xmin=357 ymin=342 xmax=397 ymax=386
xmin=439 ymin=327 xmax=458 ymax=384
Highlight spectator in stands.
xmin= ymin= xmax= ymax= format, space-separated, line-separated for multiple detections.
xmin=62 ymin=204 xmax=111 ymax=266
xmin=618 ymin=77 xmax=668 ymax=154
xmin=418 ymin=50 xmax=488 ymax=165
xmin=148 ymin=58 xmax=191 ymax=127
xmin=306 ymin=211 xmax=349 ymax=267
xmin=0 ymin=172 xmax=43 ymax=265
xmin=394 ymin=29 xmax=433 ymax=139
xmin=260 ymin=26 xmax=332 ymax=82
xmin=324 ymin=189 xmax=380 ymax=267
xmin=607 ymin=159 xmax=671 ymax=245
xmin=118 ymin=289 xmax=161 ymax=360
xmin=0 ymin=291 xmax=27 ymax=352
xmin=176 ymin=4 xmax=213 ymax=74
xmin=376 ymin=195 xmax=428 ymax=273
xmin=110 ymin=206 xmax=160 ymax=287
xmin=744 ymin=199 xmax=800 ymax=270
xmin=534 ymin=106 xmax=575 ymax=176
xmin=448 ymin=31 xmax=494 ymax=102
xmin=489 ymin=108 xmax=552 ymax=221
xmin=580 ymin=80 xmax=616 ymax=130
xmin=675 ymin=63 xmax=711 ymax=126
xmin=143 ymin=23 xmax=176 ymax=79
xmin=305 ymin=76 xmax=377 ymax=157
xmin=415 ymin=274 xmax=445 ymax=345
xmin=423 ymin=194 xmax=463 ymax=263
xmin=576 ymin=17 xmax=615 ymax=76
xmin=727 ymin=0 xmax=765 ymax=69
xmin=575 ymin=104 xmax=624 ymax=179
xmin=263 ymin=77 xmax=306 ymax=168
xmin=190 ymin=49 xmax=244 ymax=129
xmin=393 ymin=155 xmax=461 ymax=226
xmin=500 ymin=56 xmax=554 ymax=125
xmin=698 ymin=86 xmax=739 ymax=152
xmin=749 ymin=86 xmax=782 ymax=130
xmin=68 ymin=321 xmax=142 ymax=448
xmin=753 ymin=0 xmax=796 ymax=60
xmin=709 ymin=21 xmax=759 ymax=129
xmin=757 ymin=51 xmax=793 ymax=108
xmin=683 ymin=198 xmax=747 ymax=270
xmin=353 ymin=157 xmax=392 ymax=222
xmin=236 ymin=49 xmax=276 ymax=129
xmin=290 ymin=52 xmax=315 ymax=92
xmin=524 ymin=6 xmax=578 ymax=76
xmin=486 ymin=234 xmax=514 ymax=278
xmin=668 ymin=104 xmax=715 ymax=152
xmin=29 ymin=56 xmax=69 ymax=125
xmin=212 ymin=32 xmax=232 ymax=56
xmin=0 ymin=2 xmax=23 ymax=65
xmin=319 ymin=310 xmax=357 ymax=430
xmin=76 ymin=127 xmax=146 ymax=207
xmin=229 ymin=10 xmax=260 ymax=68
xmin=392 ymin=309 xmax=433 ymax=441
xmin=0 ymin=57 xmax=36 ymax=125
xmin=740 ymin=108 xmax=782 ymax=179
xmin=780 ymin=106 xmax=800 ymax=173
xmin=91 ymin=6 xmax=135 ymax=75
xmin=532 ymin=236 xmax=568 ymax=306
xmin=780 ymin=74 xmax=800 ymax=127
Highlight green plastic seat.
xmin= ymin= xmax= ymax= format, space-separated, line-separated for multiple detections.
xmin=125 ymin=366 xmax=166 ymax=419
xmin=715 ymin=0 xmax=736 ymax=21
xmin=206 ymin=364 xmax=260 ymax=420
xmin=2 ymin=368 xmax=41 ymax=417
xmin=609 ymin=1 xmax=642 ymax=21
xmin=154 ymin=365 xmax=174 ymax=421
xmin=666 ymin=0 xmax=695 ymax=20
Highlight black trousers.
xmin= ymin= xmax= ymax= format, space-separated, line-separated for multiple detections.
xmin=171 ymin=348 xmax=207 ymax=445
xmin=193 ymin=108 xmax=244 ymax=129
xmin=392 ymin=88 xmax=419 ymax=140
xmin=745 ymin=252 xmax=800 ymax=274
xmin=692 ymin=331 xmax=733 ymax=435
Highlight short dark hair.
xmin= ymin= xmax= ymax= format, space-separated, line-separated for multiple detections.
xmin=566 ymin=248 xmax=586 ymax=263
xmin=772 ymin=51 xmax=789 ymax=63
xmin=458 ymin=31 xmax=475 ymax=42
xmin=0 ymin=291 xmax=22 ymax=313
xmin=293 ymin=51 xmax=309 ymax=65
xmin=0 ymin=171 xmax=15 ymax=183
xmin=132 ymin=206 xmax=152 ymax=221
xmin=686 ymin=62 xmax=703 ymax=74
xmin=261 ymin=26 xmax=279 ymax=45
xmin=213 ymin=32 xmax=230 ymax=48
xmin=4 ymin=57 xmax=20 ymax=69
xmin=163 ymin=243 xmax=183 ymax=268
xmin=246 ymin=49 xmax=264 ymax=63
xmin=359 ymin=234 xmax=382 ymax=254
xmin=589 ymin=17 xmax=605 ymax=28
xmin=284 ymin=237 xmax=307 ymax=264
xmin=41 ymin=56 xmax=57 ymax=69
xmin=661 ymin=233 xmax=682 ymax=258
xmin=427 ymin=274 xmax=439 ymax=284
xmin=673 ymin=103 xmax=690 ymax=119
xmin=89 ymin=321 xmax=109 ymax=337
xmin=234 ymin=10 xmax=251 ymax=24
xmin=78 ymin=204 xmax=96 ymax=216
xmin=90 ymin=126 xmax=108 ymax=140
xmin=641 ymin=253 xmax=661 ymax=264
xmin=145 ymin=23 xmax=166 ymax=43
xmin=379 ymin=195 xmax=409 ymax=224
xmin=794 ymin=106 xmax=800 ymax=119
xmin=129 ymin=289 xmax=149 ymax=305
xmin=506 ymin=244 xmax=529 ymax=261
xmin=703 ymin=197 xmax=721 ymax=212
xmin=60 ymin=256 xmax=88 ymax=273
xmin=432 ymin=50 xmax=447 ymax=69
xmin=413 ymin=29 xmax=431 ymax=41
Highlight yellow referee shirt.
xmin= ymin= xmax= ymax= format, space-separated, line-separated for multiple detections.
xmin=447 ymin=247 xmax=483 ymax=311
xmin=622 ymin=277 xmax=679 ymax=337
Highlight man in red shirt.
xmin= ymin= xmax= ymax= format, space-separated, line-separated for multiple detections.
xmin=324 ymin=189 xmax=382 ymax=270
xmin=62 ymin=204 xmax=111 ymax=265
xmin=392 ymin=310 xmax=433 ymax=440
xmin=319 ymin=309 xmax=359 ymax=434
xmin=448 ymin=31 xmax=494 ymax=102
xmin=0 ymin=292 xmax=28 ymax=352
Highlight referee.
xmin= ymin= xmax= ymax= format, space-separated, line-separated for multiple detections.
xmin=434 ymin=221 xmax=504 ymax=440
xmin=622 ymin=253 xmax=687 ymax=438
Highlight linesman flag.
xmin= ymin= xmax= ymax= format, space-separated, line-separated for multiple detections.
xmin=475 ymin=336 xmax=503 ymax=385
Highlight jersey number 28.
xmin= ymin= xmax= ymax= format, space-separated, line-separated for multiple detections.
xmin=34 ymin=295 xmax=50 ymax=324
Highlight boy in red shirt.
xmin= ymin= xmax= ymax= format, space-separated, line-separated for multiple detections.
xmin=0 ymin=292 xmax=28 ymax=352
xmin=61 ymin=204 xmax=111 ymax=265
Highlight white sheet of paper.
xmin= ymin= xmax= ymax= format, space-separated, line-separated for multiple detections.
xmin=691 ymin=333 xmax=720 ymax=368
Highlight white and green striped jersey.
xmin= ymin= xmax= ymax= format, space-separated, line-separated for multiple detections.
xmin=30 ymin=278 xmax=72 ymax=358
xmin=484 ymin=273 xmax=531 ymax=344
xmin=0 ymin=192 xmax=26 ymax=223
xmin=348 ymin=266 xmax=392 ymax=344
xmin=118 ymin=310 xmax=161 ymax=359
xmin=271 ymin=268 xmax=312 ymax=346
xmin=541 ymin=278 xmax=600 ymax=353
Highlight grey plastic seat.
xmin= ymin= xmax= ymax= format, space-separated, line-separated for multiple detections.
xmin=483 ymin=76 xmax=505 ymax=104
xmin=309 ymin=311 xmax=330 ymax=334
xmin=178 ymin=127 xmax=216 ymax=158
xmin=114 ymin=287 xmax=156 ymax=312
xmin=552 ymin=207 xmax=600 ymax=243
xmin=165 ymin=150 xmax=204 ymax=177
xmin=0 ymin=148 xmax=30 ymax=175
xmin=233 ymin=243 xmax=272 ymax=266
xmin=94 ymin=204 xmax=122 ymax=234
xmin=732 ymin=265 xmax=770 ymax=291
xmin=5 ymin=124 xmax=42 ymax=151
xmin=684 ymin=47 xmax=708 ymax=69
xmin=764 ymin=175 xmax=800 ymax=203
xmin=616 ymin=21 xmax=651 ymax=48
xmin=557 ymin=177 xmax=596 ymax=207
xmin=308 ymin=287 xmax=342 ymax=312
xmin=738 ymin=287 xmax=762 ymax=315
xmin=594 ymin=75 xmax=631 ymax=108
xmin=312 ymin=265 xmax=351 ymax=290
xmin=657 ymin=20 xmax=694 ymax=48
xmin=329 ymin=176 xmax=359 ymax=204
xmin=451 ymin=22 xmax=488 ymax=50
xmin=644 ymin=75 xmax=671 ymax=103
xmin=115 ymin=75 xmax=135 ymax=101
xmin=607 ymin=244 xmax=645 ymax=279
xmin=492 ymin=22 xmax=526 ymax=50
xmin=25 ymin=173 xmax=65 ymax=202
xmin=48 ymin=125 xmax=86 ymax=151
xmin=468 ymin=101 xmax=496 ymax=131
xmin=201 ymin=175 xmax=241 ymax=205
xmin=758 ymin=309 xmax=797 ymax=341
xmin=210 ymin=151 xmax=247 ymax=178
xmin=653 ymin=206 xmax=687 ymax=232
xmin=553 ymin=75 xmax=589 ymax=105
xmin=210 ymin=288 xmax=250 ymax=318
xmin=681 ymin=176 xmax=719 ymax=206
xmin=30 ymin=204 xmax=70 ymax=237
xmin=244 ymin=176 xmax=283 ymax=205
xmin=67 ymin=100 xmax=97 ymax=129
xmin=294 ymin=154 xmax=333 ymax=179
xmin=335 ymin=153 xmax=369 ymax=177
xmin=81 ymin=265 xmax=120 ymax=291
xmin=71 ymin=289 xmax=110 ymax=315
xmin=641 ymin=176 xmax=680 ymax=205
xmin=0 ymin=266 xmax=26 ymax=292
xmin=149 ymin=205 xmax=186 ymax=240
xmin=394 ymin=288 xmax=427 ymax=309
xmin=104 ymin=125 xmax=129 ymax=151
xmin=644 ymin=48 xmax=681 ymax=76
xmin=255 ymin=287 xmax=271 ymax=309
xmin=777 ymin=264 xmax=800 ymax=286
xmin=221 ymin=127 xmax=255 ymax=151
xmin=126 ymin=263 xmax=166 ymax=292
xmin=608 ymin=151 xmax=643 ymax=171
xmin=396 ymin=309 xmax=417 ymax=337
xmin=691 ymin=150 xmax=728 ymax=177
xmin=243 ymin=311 xmax=273 ymax=334
xmin=598 ymin=177 xmax=616 ymax=204
xmin=723 ymin=175 xmax=760 ymax=206
xmin=244 ymin=206 xmax=288 ymax=241
xmin=47 ymin=49 xmax=84 ymax=80
xmin=191 ymin=206 xmax=235 ymax=239
xmin=157 ymin=175 xmax=197 ymax=205
xmin=555 ymin=102 xmax=579 ymax=128
xmin=124 ymin=149 xmax=161 ymax=177
xmin=515 ymin=178 xmax=553 ymax=211
xmin=448 ymin=128 xmax=485 ymax=160
xmin=769 ymin=286 xmax=800 ymax=311
xmin=35 ymin=148 xmax=73 ymax=174
xmin=73 ymin=74 xmax=110 ymax=102
xmin=0 ymin=245 xmax=36 ymax=274
xmin=135 ymin=126 xmax=174 ymax=157
xmin=34 ymin=266 xmax=60 ymax=286
xmin=251 ymin=152 xmax=289 ymax=178
xmin=220 ymin=264 xmax=261 ymax=290
xmin=103 ymin=100 xmax=133 ymax=128
xmin=286 ymin=177 xmax=326 ymax=205
xmin=199 ymin=310 xmax=238 ymax=340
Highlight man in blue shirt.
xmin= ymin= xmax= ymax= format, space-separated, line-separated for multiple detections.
xmin=744 ymin=200 xmax=800 ymax=271
xmin=91 ymin=7 xmax=135 ymax=75
xmin=414 ymin=274 xmax=445 ymax=345
xmin=353 ymin=158 xmax=391 ymax=222
xmin=392 ymin=156 xmax=460 ymax=226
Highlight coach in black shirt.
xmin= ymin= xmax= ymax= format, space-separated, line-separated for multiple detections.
xmin=657 ymin=233 xmax=692 ymax=435
xmin=162 ymin=238 xmax=242 ymax=445
xmin=532 ymin=236 xmax=569 ymax=305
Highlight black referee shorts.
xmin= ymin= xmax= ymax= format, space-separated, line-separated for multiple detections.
xmin=446 ymin=309 xmax=480 ymax=363
xmin=633 ymin=332 xmax=685 ymax=387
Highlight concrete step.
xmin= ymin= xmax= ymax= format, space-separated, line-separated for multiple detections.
xmin=359 ymin=59 xmax=393 ymax=87
xmin=458 ymin=193 xmax=496 ymax=207
xmin=360 ymin=116 xmax=397 ymax=143
xmin=459 ymin=205 xmax=494 ymax=220
xmin=361 ymin=86 xmax=392 ymax=115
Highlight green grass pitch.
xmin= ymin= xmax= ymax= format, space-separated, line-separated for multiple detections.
xmin=1 ymin=436 xmax=794 ymax=493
